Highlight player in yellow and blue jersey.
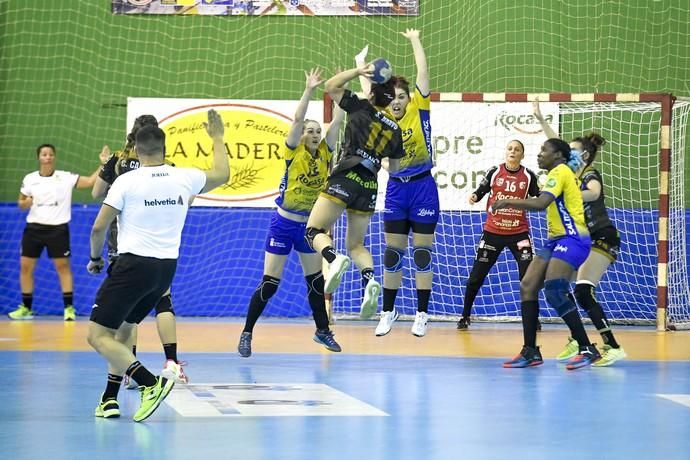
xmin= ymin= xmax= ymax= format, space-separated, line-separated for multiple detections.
xmin=238 ymin=69 xmax=345 ymax=357
xmin=493 ymin=138 xmax=601 ymax=370
xmin=356 ymin=29 xmax=438 ymax=337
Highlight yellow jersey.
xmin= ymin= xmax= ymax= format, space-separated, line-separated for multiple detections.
xmin=540 ymin=164 xmax=589 ymax=239
xmin=391 ymin=86 xmax=433 ymax=177
xmin=275 ymin=139 xmax=332 ymax=215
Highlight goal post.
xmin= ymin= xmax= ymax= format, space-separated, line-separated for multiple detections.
xmin=327 ymin=92 xmax=690 ymax=330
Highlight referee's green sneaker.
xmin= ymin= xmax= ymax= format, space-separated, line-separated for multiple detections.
xmin=133 ymin=376 xmax=175 ymax=422
xmin=8 ymin=304 xmax=34 ymax=320
xmin=556 ymin=337 xmax=579 ymax=362
xmin=63 ymin=305 xmax=76 ymax=321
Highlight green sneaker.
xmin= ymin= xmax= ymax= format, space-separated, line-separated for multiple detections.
xmin=95 ymin=396 xmax=120 ymax=418
xmin=556 ymin=337 xmax=579 ymax=362
xmin=133 ymin=376 xmax=175 ymax=422
xmin=592 ymin=345 xmax=627 ymax=367
xmin=63 ymin=305 xmax=76 ymax=321
xmin=8 ymin=304 xmax=34 ymax=320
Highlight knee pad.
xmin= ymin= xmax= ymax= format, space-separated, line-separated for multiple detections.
xmin=256 ymin=275 xmax=280 ymax=302
xmin=544 ymin=278 xmax=576 ymax=317
xmin=574 ymin=282 xmax=596 ymax=313
xmin=154 ymin=294 xmax=174 ymax=316
xmin=383 ymin=246 xmax=405 ymax=273
xmin=305 ymin=272 xmax=324 ymax=297
xmin=305 ymin=227 xmax=326 ymax=250
xmin=413 ymin=246 xmax=432 ymax=273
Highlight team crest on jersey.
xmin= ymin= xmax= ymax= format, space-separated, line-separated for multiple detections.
xmin=496 ymin=178 xmax=504 ymax=186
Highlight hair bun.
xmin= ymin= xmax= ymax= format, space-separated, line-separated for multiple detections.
xmin=587 ymin=132 xmax=606 ymax=148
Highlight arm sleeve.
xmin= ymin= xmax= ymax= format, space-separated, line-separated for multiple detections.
xmin=526 ymin=168 xmax=540 ymax=197
xmin=103 ymin=175 xmax=125 ymax=211
xmin=20 ymin=175 xmax=32 ymax=197
xmin=68 ymin=171 xmax=79 ymax=188
xmin=99 ymin=155 xmax=118 ymax=185
xmin=337 ymin=90 xmax=366 ymax=114
xmin=190 ymin=168 xmax=207 ymax=195
xmin=473 ymin=166 xmax=498 ymax=199
xmin=580 ymin=169 xmax=600 ymax=188
xmin=284 ymin=143 xmax=297 ymax=162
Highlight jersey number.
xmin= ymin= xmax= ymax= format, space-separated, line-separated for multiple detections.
xmin=505 ymin=181 xmax=517 ymax=192
xmin=365 ymin=121 xmax=393 ymax=154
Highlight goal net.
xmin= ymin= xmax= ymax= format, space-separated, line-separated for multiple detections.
xmin=331 ymin=95 xmax=690 ymax=328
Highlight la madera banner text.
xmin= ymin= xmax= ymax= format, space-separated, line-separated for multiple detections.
xmin=113 ymin=1 xmax=419 ymax=16
xmin=127 ymin=97 xmax=559 ymax=211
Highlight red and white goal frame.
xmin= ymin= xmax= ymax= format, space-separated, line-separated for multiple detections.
xmin=324 ymin=92 xmax=679 ymax=331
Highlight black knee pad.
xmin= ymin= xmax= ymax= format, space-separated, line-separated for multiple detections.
xmin=256 ymin=275 xmax=280 ymax=302
xmin=544 ymin=278 xmax=576 ymax=317
xmin=305 ymin=272 xmax=324 ymax=297
xmin=383 ymin=246 xmax=405 ymax=273
xmin=412 ymin=246 xmax=432 ymax=273
xmin=305 ymin=227 xmax=326 ymax=250
xmin=154 ymin=294 xmax=174 ymax=316
xmin=574 ymin=282 xmax=596 ymax=313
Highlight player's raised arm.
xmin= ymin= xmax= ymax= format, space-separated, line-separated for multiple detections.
xmin=533 ymin=99 xmax=558 ymax=139
xmin=354 ymin=45 xmax=372 ymax=96
xmin=325 ymin=102 xmax=345 ymax=151
xmin=402 ymin=28 xmax=429 ymax=96
xmin=325 ymin=65 xmax=373 ymax=105
xmin=286 ymin=68 xmax=323 ymax=148
xmin=200 ymin=109 xmax=230 ymax=194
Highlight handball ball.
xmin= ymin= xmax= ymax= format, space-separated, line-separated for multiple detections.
xmin=370 ymin=58 xmax=393 ymax=84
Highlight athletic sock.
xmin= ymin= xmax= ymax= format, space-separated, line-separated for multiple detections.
xmin=163 ymin=343 xmax=178 ymax=362
xmin=63 ymin=292 xmax=73 ymax=308
xmin=103 ymin=373 xmax=123 ymax=401
xmin=21 ymin=293 xmax=33 ymax=310
xmin=382 ymin=288 xmax=397 ymax=312
xmin=321 ymin=247 xmax=337 ymax=263
xmin=417 ymin=289 xmax=431 ymax=313
xmin=125 ymin=361 xmax=157 ymax=387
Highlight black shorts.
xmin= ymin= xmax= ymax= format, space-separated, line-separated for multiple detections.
xmin=321 ymin=165 xmax=378 ymax=213
xmin=21 ymin=223 xmax=71 ymax=258
xmin=590 ymin=226 xmax=620 ymax=262
xmin=90 ymin=253 xmax=177 ymax=329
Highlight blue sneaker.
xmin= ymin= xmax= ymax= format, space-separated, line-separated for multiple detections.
xmin=313 ymin=329 xmax=342 ymax=352
xmin=503 ymin=346 xmax=544 ymax=368
xmin=566 ymin=344 xmax=601 ymax=370
xmin=238 ymin=332 xmax=252 ymax=358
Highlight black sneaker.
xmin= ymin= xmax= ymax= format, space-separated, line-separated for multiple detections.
xmin=238 ymin=332 xmax=252 ymax=358
xmin=313 ymin=328 xmax=342 ymax=352
xmin=456 ymin=316 xmax=471 ymax=330
xmin=503 ymin=345 xmax=544 ymax=368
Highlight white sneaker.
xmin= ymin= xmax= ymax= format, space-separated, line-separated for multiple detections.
xmin=324 ymin=254 xmax=351 ymax=294
xmin=161 ymin=359 xmax=189 ymax=384
xmin=360 ymin=278 xmax=381 ymax=319
xmin=411 ymin=311 xmax=429 ymax=337
xmin=375 ymin=309 xmax=399 ymax=336
xmin=123 ymin=375 xmax=138 ymax=390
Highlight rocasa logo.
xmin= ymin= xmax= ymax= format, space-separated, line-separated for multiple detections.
xmin=144 ymin=195 xmax=184 ymax=207
xmin=495 ymin=112 xmax=553 ymax=134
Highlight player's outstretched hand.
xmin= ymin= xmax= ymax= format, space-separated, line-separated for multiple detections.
xmin=355 ymin=45 xmax=369 ymax=65
xmin=87 ymin=257 xmax=105 ymax=275
xmin=305 ymin=68 xmax=323 ymax=91
xmin=532 ymin=97 xmax=544 ymax=121
xmin=401 ymin=28 xmax=420 ymax=40
xmin=203 ymin=109 xmax=224 ymax=140
xmin=357 ymin=62 xmax=374 ymax=80
xmin=468 ymin=193 xmax=478 ymax=205
xmin=99 ymin=145 xmax=111 ymax=165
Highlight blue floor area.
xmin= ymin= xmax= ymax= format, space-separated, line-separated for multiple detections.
xmin=3 ymin=351 xmax=690 ymax=460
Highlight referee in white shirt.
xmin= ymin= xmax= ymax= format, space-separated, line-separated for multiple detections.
xmin=86 ymin=109 xmax=229 ymax=422
xmin=9 ymin=144 xmax=107 ymax=321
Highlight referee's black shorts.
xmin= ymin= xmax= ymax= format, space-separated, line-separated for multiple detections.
xmin=90 ymin=253 xmax=177 ymax=330
xmin=21 ymin=223 xmax=71 ymax=258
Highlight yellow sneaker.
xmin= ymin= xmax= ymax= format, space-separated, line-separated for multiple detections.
xmin=556 ymin=337 xmax=579 ymax=362
xmin=63 ymin=305 xmax=76 ymax=321
xmin=8 ymin=304 xmax=34 ymax=320
xmin=133 ymin=376 xmax=175 ymax=422
xmin=95 ymin=396 xmax=120 ymax=418
xmin=592 ymin=345 xmax=627 ymax=367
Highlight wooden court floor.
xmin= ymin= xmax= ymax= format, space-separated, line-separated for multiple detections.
xmin=1 ymin=318 xmax=689 ymax=361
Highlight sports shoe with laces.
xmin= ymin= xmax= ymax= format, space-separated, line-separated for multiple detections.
xmin=95 ymin=395 xmax=120 ymax=418
xmin=456 ymin=316 xmax=470 ymax=330
xmin=375 ymin=309 xmax=399 ymax=336
xmin=324 ymin=254 xmax=351 ymax=294
xmin=360 ymin=278 xmax=381 ymax=320
xmin=592 ymin=345 xmax=627 ymax=367
xmin=313 ymin=328 xmax=342 ymax=352
xmin=238 ymin=331 xmax=252 ymax=358
xmin=503 ymin=345 xmax=544 ymax=368
xmin=133 ymin=376 xmax=175 ymax=422
xmin=123 ymin=375 xmax=138 ymax=390
xmin=63 ymin=305 xmax=76 ymax=321
xmin=161 ymin=359 xmax=189 ymax=384
xmin=8 ymin=304 xmax=33 ymax=320
xmin=566 ymin=344 xmax=601 ymax=370
xmin=411 ymin=311 xmax=429 ymax=337
xmin=556 ymin=337 xmax=579 ymax=362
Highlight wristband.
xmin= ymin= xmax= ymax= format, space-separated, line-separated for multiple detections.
xmin=90 ymin=256 xmax=103 ymax=262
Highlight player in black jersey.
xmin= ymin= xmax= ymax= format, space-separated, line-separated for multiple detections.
xmin=92 ymin=115 xmax=189 ymax=387
xmin=535 ymin=100 xmax=626 ymax=366
xmin=305 ymin=64 xmax=405 ymax=320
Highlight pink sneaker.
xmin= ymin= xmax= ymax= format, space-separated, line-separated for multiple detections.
xmin=161 ymin=359 xmax=188 ymax=384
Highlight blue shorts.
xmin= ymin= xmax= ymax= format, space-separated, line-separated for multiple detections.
xmin=535 ymin=235 xmax=592 ymax=269
xmin=264 ymin=211 xmax=314 ymax=255
xmin=383 ymin=172 xmax=440 ymax=224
